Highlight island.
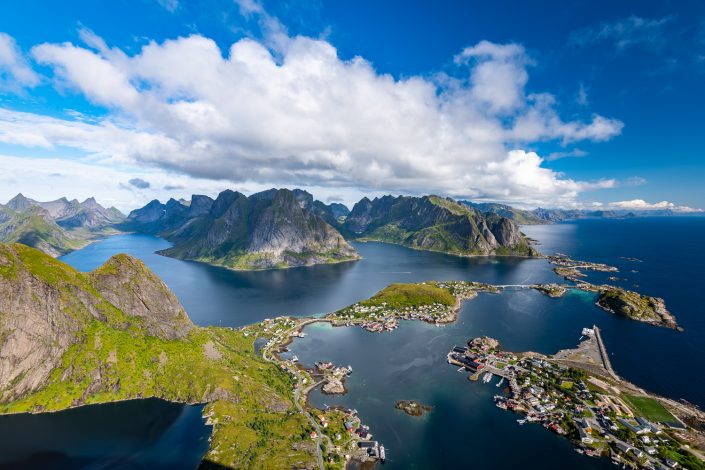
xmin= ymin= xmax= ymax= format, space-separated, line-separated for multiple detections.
xmin=446 ymin=330 xmax=705 ymax=469
xmin=327 ymin=281 xmax=499 ymax=331
xmin=395 ymin=400 xmax=433 ymax=417
xmin=544 ymin=255 xmax=679 ymax=329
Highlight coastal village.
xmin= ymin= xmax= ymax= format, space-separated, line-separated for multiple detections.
xmin=235 ymin=254 xmax=697 ymax=470
xmin=243 ymin=316 xmax=386 ymax=468
xmin=327 ymin=281 xmax=499 ymax=332
xmin=447 ymin=329 xmax=705 ymax=469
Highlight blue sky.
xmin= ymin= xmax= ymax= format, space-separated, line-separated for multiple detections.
xmin=0 ymin=0 xmax=703 ymax=212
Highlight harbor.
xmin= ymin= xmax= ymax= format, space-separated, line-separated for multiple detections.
xmin=446 ymin=328 xmax=705 ymax=469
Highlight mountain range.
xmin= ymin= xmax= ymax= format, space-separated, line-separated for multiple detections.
xmin=0 ymin=194 xmax=124 ymax=257
xmin=5 ymin=188 xmax=698 ymax=267
xmin=459 ymin=201 xmax=701 ymax=224
xmin=123 ymin=188 xmax=360 ymax=270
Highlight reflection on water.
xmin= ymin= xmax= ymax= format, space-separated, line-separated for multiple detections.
xmin=60 ymin=234 xmax=555 ymax=326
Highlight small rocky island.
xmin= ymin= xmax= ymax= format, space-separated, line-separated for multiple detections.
xmin=395 ymin=400 xmax=433 ymax=417
xmin=544 ymin=254 xmax=679 ymax=330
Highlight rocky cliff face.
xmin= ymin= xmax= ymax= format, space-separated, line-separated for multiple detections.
xmin=88 ymin=254 xmax=192 ymax=339
xmin=5 ymin=194 xmax=124 ymax=230
xmin=344 ymin=195 xmax=537 ymax=257
xmin=158 ymin=189 xmax=359 ymax=270
xmin=0 ymin=243 xmax=192 ymax=403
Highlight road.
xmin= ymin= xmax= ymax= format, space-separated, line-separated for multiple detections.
xmin=261 ymin=318 xmax=330 ymax=470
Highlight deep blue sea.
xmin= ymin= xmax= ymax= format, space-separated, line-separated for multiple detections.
xmin=0 ymin=217 xmax=703 ymax=469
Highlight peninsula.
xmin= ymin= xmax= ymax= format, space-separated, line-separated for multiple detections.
xmin=446 ymin=330 xmax=705 ymax=469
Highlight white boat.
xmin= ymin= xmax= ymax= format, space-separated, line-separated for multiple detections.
xmin=379 ymin=445 xmax=386 ymax=463
xmin=496 ymin=377 xmax=505 ymax=387
xmin=291 ymin=355 xmax=299 ymax=362
xmin=517 ymin=419 xmax=526 ymax=425
xmin=482 ymin=372 xmax=493 ymax=383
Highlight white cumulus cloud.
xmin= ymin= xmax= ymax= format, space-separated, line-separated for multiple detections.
xmin=0 ymin=32 xmax=40 ymax=92
xmin=0 ymin=21 xmax=625 ymax=207
xmin=606 ymin=199 xmax=702 ymax=213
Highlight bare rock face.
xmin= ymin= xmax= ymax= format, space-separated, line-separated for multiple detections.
xmin=322 ymin=378 xmax=346 ymax=394
xmin=156 ymin=189 xmax=360 ymax=270
xmin=0 ymin=243 xmax=192 ymax=403
xmin=88 ymin=254 xmax=192 ymax=340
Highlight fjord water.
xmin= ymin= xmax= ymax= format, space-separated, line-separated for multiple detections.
xmin=1 ymin=217 xmax=703 ymax=469
xmin=0 ymin=399 xmax=210 ymax=469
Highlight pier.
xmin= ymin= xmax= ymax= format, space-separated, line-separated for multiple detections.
xmin=593 ymin=325 xmax=618 ymax=380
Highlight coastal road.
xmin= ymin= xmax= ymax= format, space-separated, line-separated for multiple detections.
xmin=261 ymin=318 xmax=332 ymax=470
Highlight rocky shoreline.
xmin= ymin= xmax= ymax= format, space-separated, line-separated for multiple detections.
xmin=395 ymin=400 xmax=433 ymax=417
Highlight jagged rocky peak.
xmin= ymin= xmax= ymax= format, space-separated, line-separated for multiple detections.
xmin=188 ymin=194 xmax=214 ymax=217
xmin=88 ymin=254 xmax=192 ymax=340
xmin=0 ymin=243 xmax=193 ymax=402
xmin=6 ymin=193 xmax=36 ymax=212
xmin=152 ymin=188 xmax=359 ymax=270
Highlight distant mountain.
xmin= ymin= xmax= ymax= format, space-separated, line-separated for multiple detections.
xmin=0 ymin=194 xmax=125 ymax=256
xmin=5 ymin=194 xmax=124 ymax=230
xmin=460 ymin=201 xmax=548 ymax=225
xmin=126 ymin=189 xmax=359 ymax=270
xmin=343 ymin=195 xmax=537 ymax=257
xmin=459 ymin=201 xmax=699 ymax=225
xmin=0 ymin=205 xmax=84 ymax=257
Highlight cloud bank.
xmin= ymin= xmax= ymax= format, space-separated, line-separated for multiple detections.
xmin=0 ymin=14 xmax=628 ymax=209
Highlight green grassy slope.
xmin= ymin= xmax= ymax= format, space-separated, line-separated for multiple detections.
xmin=0 ymin=244 xmax=315 ymax=469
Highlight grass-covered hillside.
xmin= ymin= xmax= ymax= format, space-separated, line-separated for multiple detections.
xmin=0 ymin=206 xmax=86 ymax=257
xmin=359 ymin=282 xmax=456 ymax=308
xmin=0 ymin=243 xmax=316 ymax=469
xmin=330 ymin=281 xmax=498 ymax=325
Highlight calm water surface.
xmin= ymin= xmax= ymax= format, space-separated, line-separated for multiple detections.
xmin=1 ymin=217 xmax=703 ymax=469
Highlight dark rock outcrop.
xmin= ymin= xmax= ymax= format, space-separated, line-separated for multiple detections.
xmin=156 ymin=189 xmax=359 ymax=270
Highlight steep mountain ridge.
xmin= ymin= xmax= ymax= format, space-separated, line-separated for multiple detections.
xmin=0 ymin=243 xmax=192 ymax=402
xmin=1 ymin=194 xmax=125 ymax=256
xmin=155 ymin=189 xmax=359 ymax=270
xmin=0 ymin=206 xmax=84 ymax=257
xmin=344 ymin=195 xmax=537 ymax=256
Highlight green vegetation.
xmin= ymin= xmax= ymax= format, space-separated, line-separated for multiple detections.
xmin=344 ymin=195 xmax=539 ymax=258
xmin=359 ymin=282 xmax=456 ymax=308
xmin=624 ymin=395 xmax=679 ymax=424
xmin=560 ymin=381 xmax=574 ymax=390
xmin=596 ymin=287 xmax=676 ymax=328
xmin=0 ymin=208 xmax=86 ymax=256
xmin=0 ymin=245 xmax=317 ymax=469
xmin=658 ymin=447 xmax=705 ymax=470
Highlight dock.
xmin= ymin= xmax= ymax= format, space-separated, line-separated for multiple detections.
xmin=593 ymin=325 xmax=618 ymax=380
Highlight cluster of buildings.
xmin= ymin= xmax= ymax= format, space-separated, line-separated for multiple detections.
xmin=334 ymin=300 xmax=455 ymax=330
xmin=448 ymin=335 xmax=693 ymax=469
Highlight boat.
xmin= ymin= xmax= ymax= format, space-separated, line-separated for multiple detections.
xmin=379 ymin=445 xmax=386 ymax=463
xmin=496 ymin=377 xmax=505 ymax=387
xmin=482 ymin=372 xmax=493 ymax=383
xmin=517 ymin=419 xmax=526 ymax=425
xmin=291 ymin=355 xmax=299 ymax=362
